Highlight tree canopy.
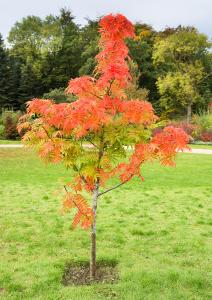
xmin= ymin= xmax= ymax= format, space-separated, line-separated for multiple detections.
xmin=0 ymin=9 xmax=211 ymax=120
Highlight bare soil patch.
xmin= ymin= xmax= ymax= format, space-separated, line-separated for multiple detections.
xmin=62 ymin=260 xmax=119 ymax=286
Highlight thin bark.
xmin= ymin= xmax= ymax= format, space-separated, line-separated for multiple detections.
xmin=98 ymin=179 xmax=129 ymax=197
xmin=90 ymin=128 xmax=104 ymax=279
xmin=187 ymin=102 xmax=192 ymax=123
xmin=90 ymin=182 xmax=99 ymax=279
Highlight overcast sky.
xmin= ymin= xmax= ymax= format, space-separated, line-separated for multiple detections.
xmin=0 ymin=0 xmax=211 ymax=40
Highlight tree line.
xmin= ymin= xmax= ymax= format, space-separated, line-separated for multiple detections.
xmin=0 ymin=8 xmax=211 ymax=120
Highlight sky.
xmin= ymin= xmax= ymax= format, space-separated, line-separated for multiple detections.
xmin=0 ymin=0 xmax=211 ymax=41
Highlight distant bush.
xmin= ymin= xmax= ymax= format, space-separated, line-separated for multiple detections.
xmin=152 ymin=114 xmax=212 ymax=143
xmin=167 ymin=120 xmax=198 ymax=141
xmin=0 ymin=110 xmax=22 ymax=140
xmin=192 ymin=113 xmax=212 ymax=141
xmin=200 ymin=131 xmax=212 ymax=142
xmin=192 ymin=113 xmax=212 ymax=132
xmin=4 ymin=116 xmax=18 ymax=139
xmin=0 ymin=124 xmax=5 ymax=138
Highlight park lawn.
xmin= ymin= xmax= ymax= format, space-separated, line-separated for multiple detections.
xmin=189 ymin=144 xmax=212 ymax=150
xmin=0 ymin=148 xmax=211 ymax=300
xmin=0 ymin=140 xmax=21 ymax=144
xmin=1 ymin=140 xmax=212 ymax=150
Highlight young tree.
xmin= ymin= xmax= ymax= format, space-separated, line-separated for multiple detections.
xmin=18 ymin=14 xmax=189 ymax=279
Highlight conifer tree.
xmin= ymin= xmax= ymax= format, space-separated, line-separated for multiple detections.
xmin=0 ymin=34 xmax=10 ymax=109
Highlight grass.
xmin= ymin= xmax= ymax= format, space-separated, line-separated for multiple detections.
xmin=0 ymin=148 xmax=212 ymax=299
xmin=189 ymin=144 xmax=212 ymax=150
xmin=0 ymin=140 xmax=21 ymax=144
xmin=1 ymin=139 xmax=212 ymax=150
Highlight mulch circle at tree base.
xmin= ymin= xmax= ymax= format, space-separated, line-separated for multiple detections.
xmin=62 ymin=261 xmax=119 ymax=286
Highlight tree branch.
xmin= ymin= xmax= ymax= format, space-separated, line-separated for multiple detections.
xmin=86 ymin=138 xmax=99 ymax=149
xmin=42 ymin=125 xmax=54 ymax=142
xmin=106 ymin=79 xmax=114 ymax=96
xmin=88 ymin=91 xmax=103 ymax=100
xmin=98 ymin=179 xmax=129 ymax=197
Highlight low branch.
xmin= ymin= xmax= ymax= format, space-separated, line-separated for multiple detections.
xmin=72 ymin=164 xmax=90 ymax=187
xmin=87 ymin=139 xmax=99 ymax=149
xmin=89 ymin=91 xmax=103 ymax=100
xmin=98 ymin=179 xmax=129 ymax=197
xmin=42 ymin=125 xmax=54 ymax=142
xmin=106 ymin=79 xmax=114 ymax=96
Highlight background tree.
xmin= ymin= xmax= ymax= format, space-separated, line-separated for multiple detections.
xmin=18 ymin=14 xmax=189 ymax=280
xmin=0 ymin=34 xmax=15 ymax=110
xmin=8 ymin=9 xmax=81 ymax=108
xmin=156 ymin=61 xmax=205 ymax=122
xmin=42 ymin=9 xmax=82 ymax=89
xmin=3 ymin=9 xmax=211 ymax=114
xmin=78 ymin=19 xmax=100 ymax=76
xmin=153 ymin=28 xmax=211 ymax=121
xmin=127 ymin=23 xmax=158 ymax=104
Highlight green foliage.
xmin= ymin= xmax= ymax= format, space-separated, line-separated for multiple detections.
xmin=0 ymin=124 xmax=4 ymax=138
xmin=193 ymin=112 xmax=212 ymax=131
xmin=153 ymin=28 xmax=211 ymax=119
xmin=153 ymin=29 xmax=210 ymax=69
xmin=7 ymin=9 xmax=82 ymax=108
xmin=127 ymin=23 xmax=158 ymax=102
xmin=42 ymin=9 xmax=83 ymax=89
xmin=157 ymin=62 xmax=205 ymax=112
xmin=78 ymin=19 xmax=100 ymax=76
xmin=43 ymin=88 xmax=76 ymax=103
xmin=0 ymin=34 xmax=19 ymax=110
xmin=125 ymin=61 xmax=149 ymax=100
xmin=0 ymin=9 xmax=211 ymax=114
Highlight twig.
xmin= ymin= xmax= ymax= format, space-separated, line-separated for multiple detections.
xmin=87 ymin=139 xmax=99 ymax=149
xmin=98 ymin=179 xmax=129 ymax=197
xmin=42 ymin=125 xmax=54 ymax=142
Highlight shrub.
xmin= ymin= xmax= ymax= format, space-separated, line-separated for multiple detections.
xmin=200 ymin=131 xmax=212 ymax=142
xmin=1 ymin=110 xmax=22 ymax=140
xmin=192 ymin=113 xmax=212 ymax=141
xmin=168 ymin=120 xmax=198 ymax=141
xmin=192 ymin=113 xmax=212 ymax=132
xmin=4 ymin=116 xmax=18 ymax=139
xmin=0 ymin=124 xmax=5 ymax=138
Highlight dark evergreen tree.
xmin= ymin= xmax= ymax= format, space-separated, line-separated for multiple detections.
xmin=42 ymin=9 xmax=82 ymax=90
xmin=18 ymin=61 xmax=43 ymax=109
xmin=78 ymin=19 xmax=99 ymax=76
xmin=127 ymin=23 xmax=158 ymax=104
xmin=0 ymin=34 xmax=10 ymax=110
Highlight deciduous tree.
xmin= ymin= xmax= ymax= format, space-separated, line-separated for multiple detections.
xmin=153 ymin=28 xmax=211 ymax=121
xmin=18 ymin=14 xmax=189 ymax=279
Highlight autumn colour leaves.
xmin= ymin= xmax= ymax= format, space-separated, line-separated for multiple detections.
xmin=18 ymin=14 xmax=189 ymax=231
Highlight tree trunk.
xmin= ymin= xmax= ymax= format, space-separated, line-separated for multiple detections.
xmin=187 ymin=102 xmax=192 ymax=123
xmin=90 ymin=182 xmax=99 ymax=279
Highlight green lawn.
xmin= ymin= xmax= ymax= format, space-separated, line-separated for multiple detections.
xmin=0 ymin=148 xmax=211 ymax=300
xmin=189 ymin=144 xmax=212 ymax=150
xmin=1 ymin=140 xmax=212 ymax=150
xmin=0 ymin=140 xmax=21 ymax=144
